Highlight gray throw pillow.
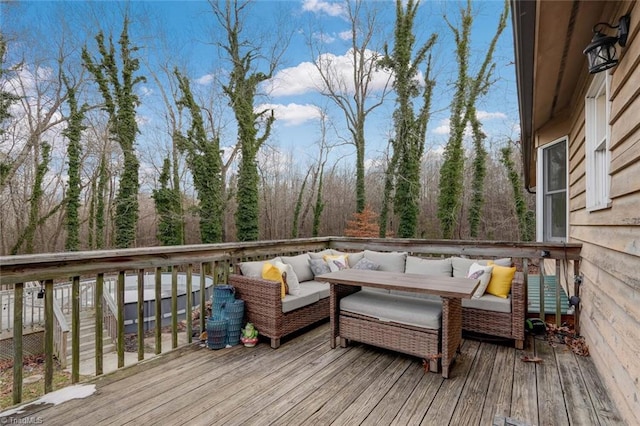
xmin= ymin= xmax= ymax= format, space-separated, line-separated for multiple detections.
xmin=352 ymin=257 xmax=380 ymax=271
xmin=308 ymin=258 xmax=331 ymax=276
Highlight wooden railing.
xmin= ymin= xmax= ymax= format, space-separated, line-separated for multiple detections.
xmin=52 ymin=302 xmax=69 ymax=368
xmin=0 ymin=237 xmax=582 ymax=405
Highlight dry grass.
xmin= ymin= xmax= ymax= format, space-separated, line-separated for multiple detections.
xmin=0 ymin=355 xmax=79 ymax=410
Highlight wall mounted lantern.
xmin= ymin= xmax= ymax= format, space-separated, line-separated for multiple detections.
xmin=583 ymin=14 xmax=631 ymax=74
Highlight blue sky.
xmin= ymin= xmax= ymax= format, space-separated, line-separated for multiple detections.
xmin=3 ymin=0 xmax=519 ymax=184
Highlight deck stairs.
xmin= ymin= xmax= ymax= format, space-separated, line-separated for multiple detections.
xmin=64 ymin=310 xmax=115 ymax=366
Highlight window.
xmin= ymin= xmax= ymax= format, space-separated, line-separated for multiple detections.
xmin=585 ymin=72 xmax=611 ymax=211
xmin=537 ymin=138 xmax=567 ymax=242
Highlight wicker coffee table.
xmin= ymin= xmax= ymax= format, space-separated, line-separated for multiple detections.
xmin=319 ymin=269 xmax=479 ymax=378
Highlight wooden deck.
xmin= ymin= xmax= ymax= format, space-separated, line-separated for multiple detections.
xmin=2 ymin=322 xmax=623 ymax=426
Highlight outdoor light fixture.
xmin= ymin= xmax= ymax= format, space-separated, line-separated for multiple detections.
xmin=583 ymin=14 xmax=631 ymax=74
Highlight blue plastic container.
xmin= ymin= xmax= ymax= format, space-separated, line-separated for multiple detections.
xmin=225 ymin=300 xmax=245 ymax=346
xmin=211 ymin=285 xmax=235 ymax=320
xmin=206 ymin=318 xmax=228 ymax=350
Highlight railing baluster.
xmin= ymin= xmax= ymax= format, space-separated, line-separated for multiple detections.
xmin=95 ymin=273 xmax=104 ymax=376
xmin=200 ymin=262 xmax=207 ymax=334
xmin=13 ymin=282 xmax=23 ymax=404
xmin=155 ymin=267 xmax=162 ymax=355
xmin=71 ymin=276 xmax=80 ymax=383
xmin=138 ymin=269 xmax=145 ymax=361
xmin=172 ymin=266 xmax=178 ymax=349
xmin=186 ymin=264 xmax=193 ymax=344
xmin=117 ymin=271 xmax=125 ymax=369
xmin=555 ymin=259 xmax=561 ymax=327
xmin=539 ymin=260 xmax=545 ymax=323
xmin=573 ymin=258 xmax=581 ymax=334
xmin=44 ymin=279 xmax=54 ymax=393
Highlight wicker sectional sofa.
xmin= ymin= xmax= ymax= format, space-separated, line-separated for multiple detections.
xmin=229 ymin=249 xmax=525 ymax=350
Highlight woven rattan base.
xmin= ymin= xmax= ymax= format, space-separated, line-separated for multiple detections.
xmin=339 ymin=311 xmax=441 ymax=372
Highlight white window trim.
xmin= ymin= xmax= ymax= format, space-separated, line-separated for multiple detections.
xmin=536 ymin=137 xmax=569 ymax=242
xmin=585 ymin=72 xmax=612 ymax=211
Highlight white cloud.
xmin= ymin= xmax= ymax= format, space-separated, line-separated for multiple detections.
xmin=431 ymin=110 xmax=508 ymax=137
xmin=264 ymin=48 xmax=392 ymax=97
xmin=301 ymin=0 xmax=347 ymax=18
xmin=313 ymin=32 xmax=336 ymax=43
xmin=256 ymin=103 xmax=322 ymax=126
xmin=338 ymin=30 xmax=352 ymax=41
xmin=476 ymin=110 xmax=507 ymax=120
xmin=433 ymin=118 xmax=451 ymax=135
xmin=265 ymin=62 xmax=321 ymax=96
xmin=195 ymin=74 xmax=215 ymax=85
xmin=139 ymin=86 xmax=153 ymax=97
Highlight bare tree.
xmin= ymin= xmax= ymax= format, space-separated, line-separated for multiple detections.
xmin=309 ymin=0 xmax=392 ymax=213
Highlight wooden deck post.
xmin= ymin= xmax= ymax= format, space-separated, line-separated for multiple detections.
xmin=117 ymin=271 xmax=125 ymax=368
xmin=44 ymin=279 xmax=54 ymax=393
xmin=13 ymin=282 xmax=23 ymax=404
xmin=72 ymin=276 xmax=80 ymax=383
xmin=155 ymin=267 xmax=162 ymax=355
xmin=186 ymin=264 xmax=193 ymax=344
xmin=172 ymin=266 xmax=178 ymax=349
xmin=95 ymin=273 xmax=104 ymax=376
xmin=137 ymin=269 xmax=145 ymax=361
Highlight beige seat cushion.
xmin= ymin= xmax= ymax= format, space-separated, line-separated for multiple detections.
xmin=340 ymin=291 xmax=442 ymax=330
xmin=462 ymin=293 xmax=511 ymax=313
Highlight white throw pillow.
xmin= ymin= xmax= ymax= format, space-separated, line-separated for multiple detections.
xmin=467 ymin=262 xmax=494 ymax=299
xmin=325 ymin=255 xmax=349 ymax=272
xmin=274 ymin=260 xmax=301 ymax=296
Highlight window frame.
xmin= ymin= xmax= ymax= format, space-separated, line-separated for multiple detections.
xmin=585 ymin=72 xmax=612 ymax=211
xmin=536 ymin=137 xmax=569 ymax=243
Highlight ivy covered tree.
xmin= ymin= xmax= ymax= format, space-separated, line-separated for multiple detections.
xmin=174 ymin=69 xmax=223 ymax=243
xmin=62 ymin=73 xmax=86 ymax=251
xmin=437 ymin=0 xmax=508 ymax=239
xmin=312 ymin=166 xmax=325 ymax=238
xmin=379 ymin=0 xmax=437 ymax=238
xmin=11 ymin=143 xmax=51 ymax=254
xmin=82 ymin=18 xmax=145 ymax=248
xmin=152 ymin=157 xmax=184 ymax=246
xmin=500 ymin=143 xmax=534 ymax=241
xmin=211 ymin=0 xmax=285 ymax=241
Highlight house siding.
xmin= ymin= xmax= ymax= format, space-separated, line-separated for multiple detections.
xmin=534 ymin=3 xmax=640 ymax=424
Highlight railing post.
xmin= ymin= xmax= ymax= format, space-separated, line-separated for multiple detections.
xmin=44 ymin=279 xmax=54 ymax=393
xmin=117 ymin=271 xmax=125 ymax=369
xmin=13 ymin=282 xmax=23 ymax=404
xmin=155 ymin=267 xmax=162 ymax=355
xmin=95 ymin=273 xmax=104 ymax=376
xmin=138 ymin=269 xmax=145 ymax=361
xmin=71 ymin=275 xmax=80 ymax=383
xmin=186 ymin=264 xmax=193 ymax=344
xmin=172 ymin=266 xmax=178 ymax=349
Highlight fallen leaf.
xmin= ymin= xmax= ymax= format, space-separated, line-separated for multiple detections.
xmin=521 ymin=356 xmax=544 ymax=363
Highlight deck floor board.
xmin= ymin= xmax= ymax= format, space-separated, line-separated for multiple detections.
xmin=1 ymin=322 xmax=625 ymax=426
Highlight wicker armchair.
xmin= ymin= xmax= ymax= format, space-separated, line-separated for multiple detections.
xmin=228 ymin=274 xmax=331 ymax=348
xmin=462 ymin=272 xmax=526 ymax=349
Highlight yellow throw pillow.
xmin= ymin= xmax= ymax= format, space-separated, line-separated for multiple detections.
xmin=262 ymin=262 xmax=288 ymax=299
xmin=485 ymin=261 xmax=516 ymax=298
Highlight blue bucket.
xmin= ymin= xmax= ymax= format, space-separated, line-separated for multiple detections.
xmin=225 ymin=300 xmax=245 ymax=346
xmin=206 ymin=318 xmax=228 ymax=350
xmin=212 ymin=285 xmax=235 ymax=320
